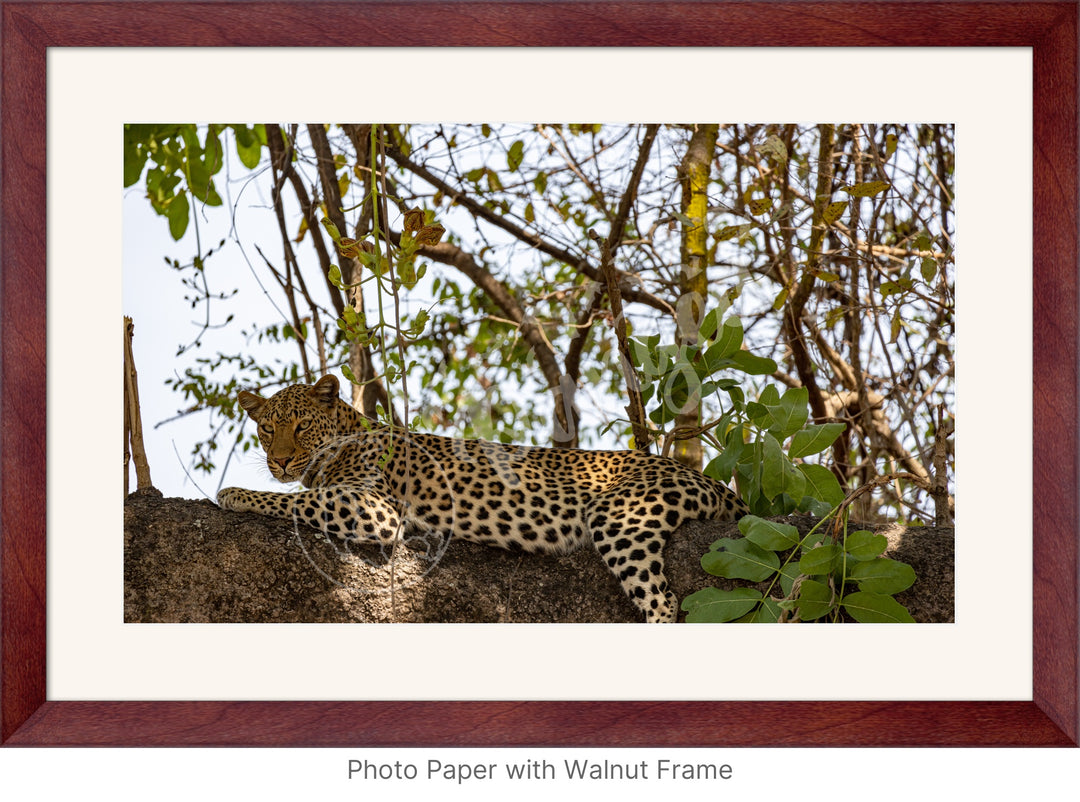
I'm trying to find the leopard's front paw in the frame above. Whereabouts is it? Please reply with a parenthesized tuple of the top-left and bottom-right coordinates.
(217, 487, 250, 512)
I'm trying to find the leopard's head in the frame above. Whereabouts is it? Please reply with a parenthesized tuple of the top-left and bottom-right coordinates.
(237, 375, 342, 483)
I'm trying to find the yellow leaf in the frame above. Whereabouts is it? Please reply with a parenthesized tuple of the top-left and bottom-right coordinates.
(760, 134, 788, 164)
(885, 133, 898, 158)
(815, 270, 841, 282)
(717, 223, 753, 241)
(842, 180, 891, 198)
(890, 308, 902, 343)
(773, 285, 789, 311)
(822, 200, 847, 225)
(748, 198, 772, 215)
(320, 216, 341, 242)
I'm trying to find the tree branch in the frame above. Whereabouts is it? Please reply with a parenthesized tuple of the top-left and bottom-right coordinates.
(564, 124, 660, 427)
(782, 125, 834, 419)
(416, 240, 574, 445)
(307, 124, 399, 422)
(591, 231, 649, 452)
(384, 137, 674, 317)
(265, 124, 344, 320)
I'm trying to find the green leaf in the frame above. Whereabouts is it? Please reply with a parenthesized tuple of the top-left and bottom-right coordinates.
(166, 191, 190, 240)
(758, 384, 780, 406)
(701, 537, 779, 582)
(767, 387, 809, 439)
(234, 130, 261, 167)
(507, 139, 525, 172)
(799, 544, 842, 576)
(704, 423, 745, 483)
(203, 127, 223, 175)
(327, 263, 343, 289)
(920, 256, 937, 282)
(696, 304, 730, 341)
(777, 561, 801, 597)
(849, 558, 916, 595)
(739, 514, 799, 550)
(744, 401, 770, 429)
(738, 596, 782, 623)
(789, 423, 846, 458)
(320, 216, 341, 242)
(842, 592, 915, 623)
(123, 129, 147, 187)
(797, 463, 845, 509)
(760, 433, 806, 502)
(627, 338, 656, 374)
(845, 530, 888, 560)
(796, 579, 835, 621)
(731, 349, 778, 375)
(681, 587, 763, 623)
(712, 317, 744, 360)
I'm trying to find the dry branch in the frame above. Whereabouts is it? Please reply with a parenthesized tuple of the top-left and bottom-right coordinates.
(123, 317, 154, 496)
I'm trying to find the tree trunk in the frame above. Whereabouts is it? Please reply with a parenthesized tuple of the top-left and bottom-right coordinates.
(674, 124, 719, 469)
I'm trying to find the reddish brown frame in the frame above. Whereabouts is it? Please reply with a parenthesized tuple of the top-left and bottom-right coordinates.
(1, 1, 1076, 747)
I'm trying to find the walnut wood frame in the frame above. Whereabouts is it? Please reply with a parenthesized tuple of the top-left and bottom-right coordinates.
(1, 1, 1076, 747)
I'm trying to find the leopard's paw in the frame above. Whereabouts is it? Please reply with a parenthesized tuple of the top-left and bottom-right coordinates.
(216, 487, 250, 512)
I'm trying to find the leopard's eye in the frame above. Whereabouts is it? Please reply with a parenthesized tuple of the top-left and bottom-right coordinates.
(296, 418, 311, 433)
(259, 423, 274, 436)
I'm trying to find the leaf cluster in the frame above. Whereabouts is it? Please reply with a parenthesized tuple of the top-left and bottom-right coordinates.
(630, 306, 847, 519)
(682, 516, 916, 623)
(124, 124, 266, 240)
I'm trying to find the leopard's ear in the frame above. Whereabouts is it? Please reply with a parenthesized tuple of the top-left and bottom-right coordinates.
(310, 374, 341, 410)
(237, 390, 266, 422)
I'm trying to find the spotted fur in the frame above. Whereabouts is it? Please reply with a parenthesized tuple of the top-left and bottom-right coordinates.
(217, 375, 748, 622)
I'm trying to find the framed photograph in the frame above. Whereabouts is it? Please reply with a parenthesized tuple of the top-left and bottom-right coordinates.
(2, 1, 1076, 747)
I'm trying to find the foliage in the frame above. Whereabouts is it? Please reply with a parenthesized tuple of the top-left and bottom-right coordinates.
(125, 123, 954, 622)
(681, 517, 916, 623)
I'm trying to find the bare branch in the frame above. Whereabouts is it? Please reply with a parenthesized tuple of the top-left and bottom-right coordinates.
(384, 138, 675, 317)
(417, 240, 574, 445)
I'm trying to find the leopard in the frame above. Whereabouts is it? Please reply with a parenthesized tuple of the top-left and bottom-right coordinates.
(216, 374, 748, 622)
